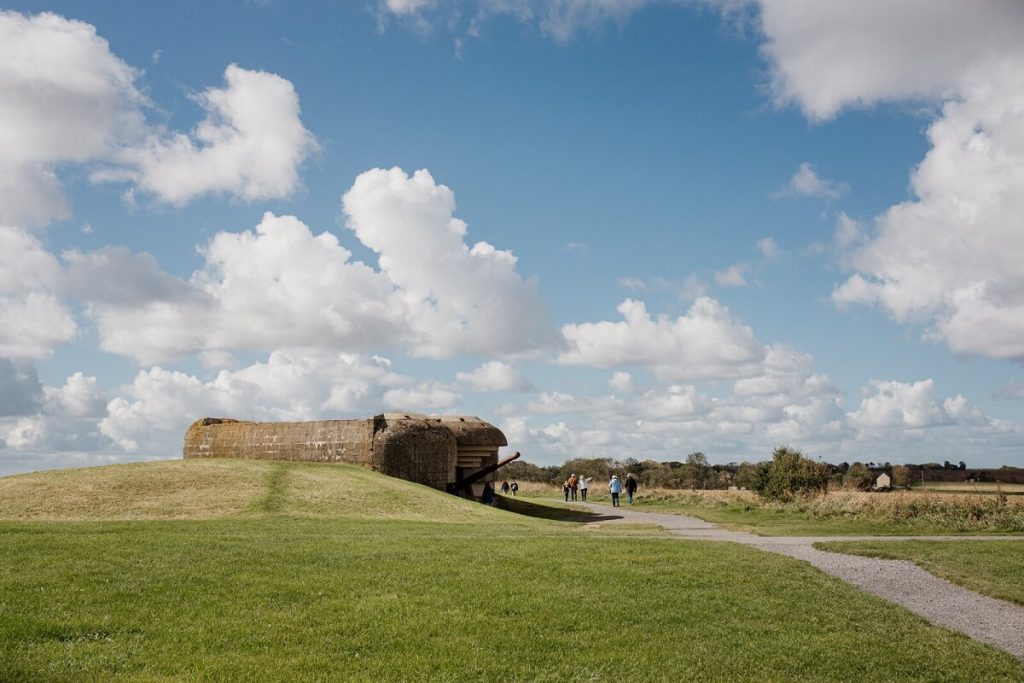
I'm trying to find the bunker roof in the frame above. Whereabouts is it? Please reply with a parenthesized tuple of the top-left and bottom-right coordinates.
(375, 413, 506, 448)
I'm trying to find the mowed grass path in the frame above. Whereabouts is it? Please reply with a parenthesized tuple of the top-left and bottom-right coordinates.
(818, 540, 1024, 606)
(1, 461, 1022, 681)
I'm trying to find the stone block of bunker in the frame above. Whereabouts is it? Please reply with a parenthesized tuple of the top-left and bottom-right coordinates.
(370, 414, 458, 491)
(183, 417, 374, 464)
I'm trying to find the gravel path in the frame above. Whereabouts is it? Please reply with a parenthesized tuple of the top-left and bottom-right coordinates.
(576, 500, 1024, 661)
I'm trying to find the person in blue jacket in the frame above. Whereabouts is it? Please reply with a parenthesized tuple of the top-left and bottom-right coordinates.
(608, 475, 623, 507)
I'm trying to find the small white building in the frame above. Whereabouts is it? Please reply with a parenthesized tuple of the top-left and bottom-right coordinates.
(874, 472, 891, 489)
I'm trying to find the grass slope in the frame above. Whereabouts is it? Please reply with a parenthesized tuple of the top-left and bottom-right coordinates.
(0, 459, 495, 523)
(1, 460, 1022, 681)
(817, 540, 1024, 606)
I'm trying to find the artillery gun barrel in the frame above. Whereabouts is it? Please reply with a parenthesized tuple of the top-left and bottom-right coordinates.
(447, 451, 521, 494)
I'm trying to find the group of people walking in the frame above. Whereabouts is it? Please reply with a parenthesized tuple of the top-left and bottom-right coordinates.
(497, 473, 639, 507)
(562, 472, 638, 506)
(562, 474, 593, 501)
(607, 473, 639, 507)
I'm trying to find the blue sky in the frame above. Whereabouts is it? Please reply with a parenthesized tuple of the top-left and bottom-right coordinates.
(1, 1, 1022, 473)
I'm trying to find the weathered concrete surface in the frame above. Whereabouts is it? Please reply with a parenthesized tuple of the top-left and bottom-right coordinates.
(184, 417, 375, 465)
(372, 417, 457, 491)
(183, 413, 506, 494)
(576, 501, 1024, 662)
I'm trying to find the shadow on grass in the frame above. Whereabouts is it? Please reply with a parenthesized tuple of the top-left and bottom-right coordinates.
(494, 495, 623, 523)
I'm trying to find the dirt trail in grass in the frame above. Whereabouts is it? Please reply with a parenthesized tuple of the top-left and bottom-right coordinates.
(576, 501, 1024, 662)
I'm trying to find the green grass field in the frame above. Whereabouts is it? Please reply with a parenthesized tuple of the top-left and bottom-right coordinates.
(817, 540, 1024, 606)
(1, 460, 1022, 681)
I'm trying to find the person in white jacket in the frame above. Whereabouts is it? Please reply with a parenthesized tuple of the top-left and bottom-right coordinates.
(578, 476, 592, 501)
(608, 475, 623, 507)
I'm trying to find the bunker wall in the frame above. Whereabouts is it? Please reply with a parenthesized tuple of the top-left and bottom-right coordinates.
(183, 418, 374, 465)
(182, 414, 506, 494)
(371, 420, 457, 491)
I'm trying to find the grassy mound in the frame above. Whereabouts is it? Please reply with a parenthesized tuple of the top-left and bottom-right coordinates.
(0, 459, 498, 523)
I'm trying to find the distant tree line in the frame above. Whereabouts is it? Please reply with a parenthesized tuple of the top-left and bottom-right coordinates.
(503, 451, 1024, 495)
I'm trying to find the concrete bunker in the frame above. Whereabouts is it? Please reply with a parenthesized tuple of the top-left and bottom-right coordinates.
(183, 412, 515, 500)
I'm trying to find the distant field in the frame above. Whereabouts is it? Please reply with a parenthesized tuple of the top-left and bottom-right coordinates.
(913, 482, 1024, 494)
(522, 485, 1024, 536)
(1, 460, 1021, 681)
(818, 540, 1024, 606)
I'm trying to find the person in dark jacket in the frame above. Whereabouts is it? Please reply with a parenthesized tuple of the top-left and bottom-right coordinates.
(624, 474, 639, 505)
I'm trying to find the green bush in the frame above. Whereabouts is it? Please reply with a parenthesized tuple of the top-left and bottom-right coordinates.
(753, 447, 830, 502)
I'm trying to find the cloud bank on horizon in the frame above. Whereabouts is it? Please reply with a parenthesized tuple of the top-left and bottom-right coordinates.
(1, 3, 1022, 474)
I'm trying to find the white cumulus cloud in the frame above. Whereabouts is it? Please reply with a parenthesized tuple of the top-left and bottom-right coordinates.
(342, 167, 555, 358)
(98, 64, 317, 205)
(778, 162, 847, 200)
(560, 297, 766, 381)
(383, 383, 460, 411)
(755, 237, 781, 261)
(832, 66, 1024, 360)
(76, 212, 403, 364)
(850, 379, 953, 430)
(0, 11, 315, 227)
(757, 0, 1024, 121)
(0, 372, 111, 461)
(754, 2, 1024, 362)
(384, 0, 436, 14)
(97, 352, 407, 454)
(73, 168, 554, 364)
(0, 359, 43, 417)
(714, 264, 748, 288)
(0, 10, 144, 227)
(456, 361, 532, 392)
(0, 226, 76, 359)
(609, 371, 633, 393)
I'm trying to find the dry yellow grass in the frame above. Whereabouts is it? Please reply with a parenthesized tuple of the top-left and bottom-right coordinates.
(284, 462, 496, 522)
(0, 459, 502, 523)
(508, 480, 561, 497)
(916, 482, 1024, 494)
(633, 487, 1024, 513)
(644, 488, 1024, 532)
(520, 484, 1024, 532)
(0, 459, 266, 521)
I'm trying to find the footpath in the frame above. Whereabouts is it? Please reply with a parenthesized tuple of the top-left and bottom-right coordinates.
(575, 500, 1024, 661)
